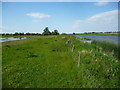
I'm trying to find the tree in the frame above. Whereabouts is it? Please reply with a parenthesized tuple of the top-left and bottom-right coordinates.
(42, 27, 51, 35)
(51, 31, 55, 35)
(26, 32, 30, 35)
(61, 33, 67, 35)
(73, 32, 75, 35)
(19, 32, 24, 35)
(51, 30, 59, 35)
(54, 30, 59, 35)
(14, 32, 19, 35)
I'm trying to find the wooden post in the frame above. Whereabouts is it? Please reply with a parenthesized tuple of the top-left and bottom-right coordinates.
(77, 51, 81, 68)
(71, 45, 75, 52)
(66, 40, 68, 44)
(111, 50, 114, 56)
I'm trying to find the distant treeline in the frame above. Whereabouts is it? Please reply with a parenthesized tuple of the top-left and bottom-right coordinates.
(1, 27, 67, 36)
(1, 32, 41, 35)
(83, 31, 120, 34)
(73, 31, 120, 35)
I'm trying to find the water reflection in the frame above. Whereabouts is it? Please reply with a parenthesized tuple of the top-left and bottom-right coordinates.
(0, 37, 28, 42)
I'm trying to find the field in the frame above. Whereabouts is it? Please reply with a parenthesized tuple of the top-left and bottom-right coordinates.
(2, 35, 119, 88)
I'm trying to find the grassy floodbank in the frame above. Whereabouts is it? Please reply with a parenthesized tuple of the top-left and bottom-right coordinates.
(2, 35, 119, 88)
(76, 32, 120, 36)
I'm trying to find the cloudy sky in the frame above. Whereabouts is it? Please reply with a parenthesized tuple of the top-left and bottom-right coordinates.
(1, 1, 118, 33)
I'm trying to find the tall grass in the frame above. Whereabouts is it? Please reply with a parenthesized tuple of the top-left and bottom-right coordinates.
(91, 40, 120, 59)
(66, 35, 119, 88)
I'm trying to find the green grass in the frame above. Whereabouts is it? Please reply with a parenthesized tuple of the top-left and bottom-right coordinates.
(91, 40, 120, 59)
(2, 35, 119, 88)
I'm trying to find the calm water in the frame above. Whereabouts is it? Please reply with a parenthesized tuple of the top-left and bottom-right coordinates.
(74, 35, 120, 45)
(0, 37, 28, 42)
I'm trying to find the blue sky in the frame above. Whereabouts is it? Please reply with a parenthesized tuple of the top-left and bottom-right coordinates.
(2, 2, 118, 33)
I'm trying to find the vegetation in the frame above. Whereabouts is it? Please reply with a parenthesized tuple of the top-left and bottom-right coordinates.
(2, 32, 41, 36)
(2, 35, 119, 88)
(51, 30, 59, 35)
(42, 27, 59, 35)
(1, 27, 59, 37)
(61, 33, 67, 35)
(42, 27, 51, 35)
(92, 41, 120, 59)
(74, 32, 120, 36)
(73, 32, 75, 35)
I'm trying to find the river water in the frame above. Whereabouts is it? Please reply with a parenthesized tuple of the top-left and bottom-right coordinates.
(0, 37, 28, 42)
(74, 35, 120, 45)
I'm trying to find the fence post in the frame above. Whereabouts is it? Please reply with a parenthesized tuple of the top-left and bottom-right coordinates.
(77, 51, 81, 68)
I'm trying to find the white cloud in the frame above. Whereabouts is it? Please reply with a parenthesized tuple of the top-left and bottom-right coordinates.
(94, 2, 109, 6)
(26, 12, 51, 18)
(87, 10, 117, 22)
(72, 10, 118, 32)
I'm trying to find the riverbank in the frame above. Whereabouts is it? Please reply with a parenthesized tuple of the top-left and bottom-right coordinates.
(76, 32, 120, 36)
(2, 35, 119, 88)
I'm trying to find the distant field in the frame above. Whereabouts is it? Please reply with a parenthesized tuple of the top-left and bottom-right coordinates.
(2, 35, 119, 88)
(78, 33, 120, 36)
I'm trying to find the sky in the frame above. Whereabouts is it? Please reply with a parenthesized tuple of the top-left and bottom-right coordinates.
(1, 1, 118, 34)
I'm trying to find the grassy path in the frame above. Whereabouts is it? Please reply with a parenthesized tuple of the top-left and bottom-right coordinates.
(2, 35, 119, 88)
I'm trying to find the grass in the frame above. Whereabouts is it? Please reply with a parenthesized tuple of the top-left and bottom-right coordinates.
(2, 35, 119, 88)
(91, 40, 120, 60)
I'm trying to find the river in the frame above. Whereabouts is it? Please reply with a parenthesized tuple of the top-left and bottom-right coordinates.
(74, 35, 120, 45)
(0, 37, 28, 42)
